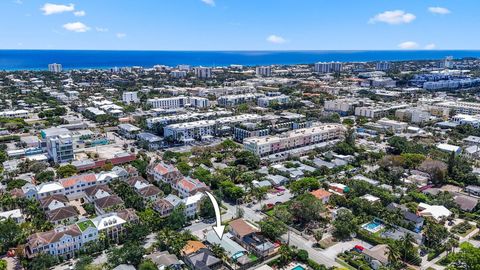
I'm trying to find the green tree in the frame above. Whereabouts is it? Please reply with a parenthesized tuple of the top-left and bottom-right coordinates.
(177, 161, 191, 176)
(0, 218, 22, 253)
(199, 197, 215, 219)
(107, 242, 146, 268)
(235, 150, 260, 170)
(25, 253, 59, 270)
(138, 259, 157, 270)
(296, 249, 309, 262)
(166, 204, 187, 230)
(290, 177, 320, 196)
(259, 216, 287, 241)
(75, 255, 93, 270)
(35, 171, 55, 183)
(423, 219, 449, 248)
(289, 193, 325, 227)
(400, 153, 426, 169)
(56, 164, 77, 178)
(332, 209, 357, 240)
(0, 259, 6, 270)
(386, 243, 401, 268)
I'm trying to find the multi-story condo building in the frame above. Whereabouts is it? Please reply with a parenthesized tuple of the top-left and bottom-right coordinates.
(324, 99, 361, 116)
(164, 114, 263, 143)
(243, 124, 346, 157)
(47, 134, 74, 164)
(0, 109, 29, 118)
(257, 94, 290, 107)
(233, 123, 270, 142)
(147, 96, 209, 109)
(147, 96, 188, 110)
(217, 93, 262, 107)
(188, 97, 210, 108)
(354, 104, 408, 119)
(451, 114, 480, 128)
(423, 78, 480, 90)
(48, 63, 63, 73)
(146, 110, 232, 129)
(375, 61, 391, 71)
(177, 64, 191, 71)
(170, 70, 187, 78)
(194, 67, 212, 79)
(256, 66, 272, 77)
(436, 101, 480, 115)
(314, 62, 343, 73)
(122, 91, 139, 104)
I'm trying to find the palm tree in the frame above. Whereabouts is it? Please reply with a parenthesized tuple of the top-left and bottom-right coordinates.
(210, 244, 228, 261)
(399, 233, 415, 261)
(444, 238, 459, 254)
(386, 243, 401, 268)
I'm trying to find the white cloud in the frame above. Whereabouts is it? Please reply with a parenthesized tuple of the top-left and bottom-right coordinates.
(201, 0, 215, 7)
(74, 10, 86, 17)
(266, 34, 286, 44)
(428, 7, 451, 15)
(116, 33, 127, 39)
(369, 10, 416, 25)
(424, 43, 436, 50)
(13, 0, 23, 4)
(398, 41, 419, 49)
(41, 3, 75, 15)
(95, 27, 109, 32)
(63, 22, 90, 32)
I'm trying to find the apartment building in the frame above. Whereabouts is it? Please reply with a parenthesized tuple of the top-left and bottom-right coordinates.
(147, 96, 210, 109)
(436, 101, 480, 115)
(164, 114, 263, 143)
(355, 104, 408, 119)
(452, 114, 480, 128)
(122, 91, 139, 104)
(0, 109, 29, 118)
(217, 93, 262, 107)
(146, 110, 232, 129)
(256, 66, 272, 77)
(257, 94, 290, 107)
(147, 96, 188, 109)
(194, 67, 212, 79)
(314, 62, 343, 73)
(243, 124, 346, 157)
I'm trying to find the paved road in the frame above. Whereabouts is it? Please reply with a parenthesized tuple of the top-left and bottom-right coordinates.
(281, 230, 341, 268)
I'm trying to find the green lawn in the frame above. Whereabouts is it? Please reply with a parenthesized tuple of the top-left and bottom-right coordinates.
(77, 220, 95, 231)
(248, 253, 258, 262)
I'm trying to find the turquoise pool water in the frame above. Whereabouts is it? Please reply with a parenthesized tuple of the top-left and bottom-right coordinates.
(292, 265, 305, 270)
(362, 220, 384, 232)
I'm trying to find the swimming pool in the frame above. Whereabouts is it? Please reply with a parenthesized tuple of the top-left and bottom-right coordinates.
(292, 265, 306, 270)
(362, 220, 384, 233)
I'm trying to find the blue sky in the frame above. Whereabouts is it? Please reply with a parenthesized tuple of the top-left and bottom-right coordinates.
(0, 0, 478, 50)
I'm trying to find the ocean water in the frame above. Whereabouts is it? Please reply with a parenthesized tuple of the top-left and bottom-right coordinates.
(1, 50, 480, 71)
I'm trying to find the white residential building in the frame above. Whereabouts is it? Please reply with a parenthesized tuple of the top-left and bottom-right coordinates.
(256, 66, 272, 77)
(244, 124, 346, 157)
(0, 109, 29, 118)
(257, 95, 290, 107)
(122, 91, 139, 104)
(48, 63, 62, 73)
(355, 104, 408, 119)
(314, 62, 343, 73)
(436, 101, 480, 115)
(194, 67, 212, 79)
